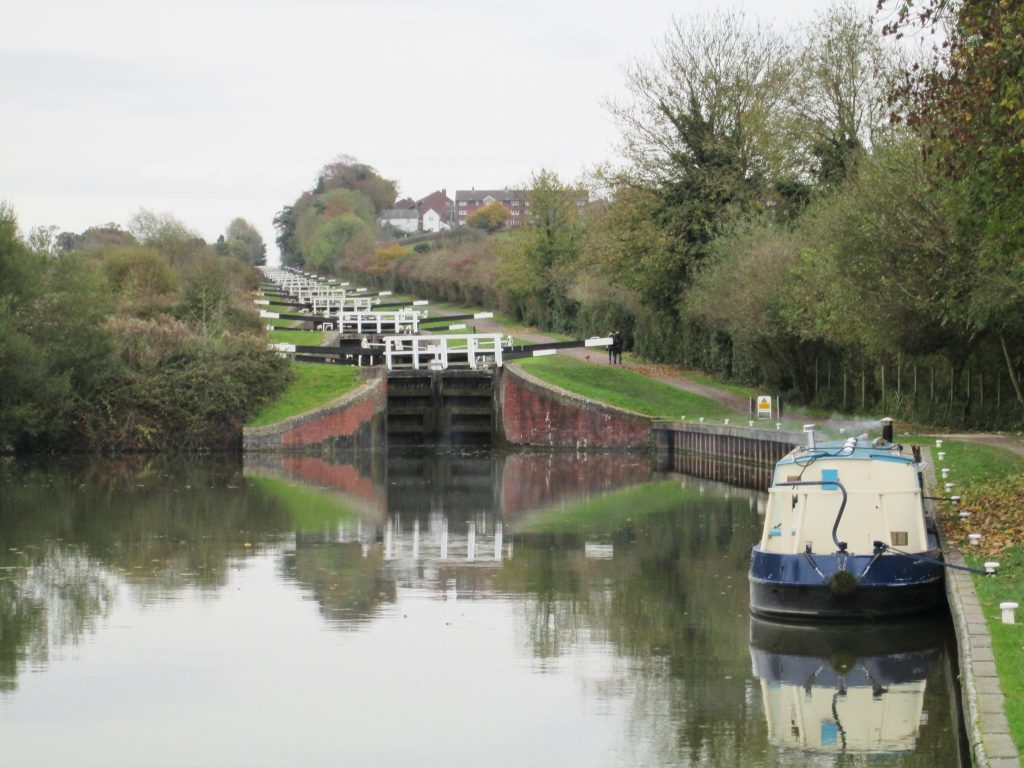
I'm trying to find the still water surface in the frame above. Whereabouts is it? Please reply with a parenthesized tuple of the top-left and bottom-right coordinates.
(0, 451, 967, 767)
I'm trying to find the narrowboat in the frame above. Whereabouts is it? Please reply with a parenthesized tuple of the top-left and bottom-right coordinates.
(749, 420, 945, 619)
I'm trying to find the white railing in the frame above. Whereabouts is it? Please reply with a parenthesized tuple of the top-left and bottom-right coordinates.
(340, 310, 421, 335)
(383, 334, 504, 371)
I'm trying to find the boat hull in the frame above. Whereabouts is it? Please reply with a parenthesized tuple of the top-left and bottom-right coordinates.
(749, 547, 945, 620)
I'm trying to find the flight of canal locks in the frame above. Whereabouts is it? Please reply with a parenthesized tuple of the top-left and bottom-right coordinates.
(0, 269, 999, 767)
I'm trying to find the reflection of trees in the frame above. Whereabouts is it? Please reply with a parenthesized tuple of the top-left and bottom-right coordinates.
(0, 455, 293, 690)
(282, 544, 395, 627)
(0, 544, 118, 692)
(503, 488, 783, 765)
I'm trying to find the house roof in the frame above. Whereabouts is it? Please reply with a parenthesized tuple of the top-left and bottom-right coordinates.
(380, 208, 419, 220)
(455, 189, 528, 203)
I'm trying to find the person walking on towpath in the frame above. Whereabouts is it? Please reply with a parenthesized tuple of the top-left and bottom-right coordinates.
(610, 330, 623, 365)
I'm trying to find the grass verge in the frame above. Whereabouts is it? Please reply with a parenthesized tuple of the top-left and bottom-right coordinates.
(246, 363, 362, 427)
(919, 435, 1024, 750)
(515, 355, 739, 420)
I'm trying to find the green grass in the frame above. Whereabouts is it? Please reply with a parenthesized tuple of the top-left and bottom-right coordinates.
(971, 545, 1024, 741)
(247, 363, 362, 427)
(518, 480, 702, 535)
(268, 329, 327, 346)
(516, 355, 740, 419)
(902, 433, 1024, 487)
(246, 475, 358, 533)
(918, 435, 1024, 749)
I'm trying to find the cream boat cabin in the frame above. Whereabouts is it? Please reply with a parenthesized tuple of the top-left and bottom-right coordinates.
(749, 424, 944, 619)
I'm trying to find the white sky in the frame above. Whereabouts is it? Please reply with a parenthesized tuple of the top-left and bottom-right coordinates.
(2, 0, 878, 262)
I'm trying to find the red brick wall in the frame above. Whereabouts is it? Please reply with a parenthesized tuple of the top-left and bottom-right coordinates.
(499, 367, 651, 449)
(244, 378, 385, 451)
(500, 452, 652, 519)
(281, 390, 381, 447)
(281, 456, 384, 507)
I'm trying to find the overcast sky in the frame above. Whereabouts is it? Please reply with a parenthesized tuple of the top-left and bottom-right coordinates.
(3, 0, 879, 261)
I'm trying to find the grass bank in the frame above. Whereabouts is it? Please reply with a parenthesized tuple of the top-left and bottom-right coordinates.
(515, 356, 739, 420)
(246, 363, 363, 427)
(913, 432, 1024, 751)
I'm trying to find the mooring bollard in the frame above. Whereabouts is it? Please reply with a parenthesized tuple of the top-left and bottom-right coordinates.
(959, 510, 971, 519)
(945, 482, 955, 493)
(775, 423, 781, 430)
(968, 533, 982, 545)
(699, 417, 704, 423)
(1001, 602, 1018, 624)
(938, 451, 946, 461)
(985, 561, 1000, 575)
(941, 468, 950, 479)
(935, 439, 944, 448)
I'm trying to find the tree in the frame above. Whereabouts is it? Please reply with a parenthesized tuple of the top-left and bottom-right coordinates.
(882, 0, 1024, 412)
(605, 11, 794, 312)
(315, 155, 397, 214)
(466, 201, 510, 232)
(788, 4, 896, 185)
(224, 218, 266, 266)
(127, 209, 205, 267)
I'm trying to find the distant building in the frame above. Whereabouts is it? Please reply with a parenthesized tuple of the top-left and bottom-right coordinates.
(454, 188, 588, 228)
(379, 208, 419, 234)
(455, 189, 530, 228)
(422, 208, 451, 233)
(416, 189, 454, 231)
(394, 197, 417, 210)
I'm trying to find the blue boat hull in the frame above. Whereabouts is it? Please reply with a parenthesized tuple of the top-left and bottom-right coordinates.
(749, 546, 945, 620)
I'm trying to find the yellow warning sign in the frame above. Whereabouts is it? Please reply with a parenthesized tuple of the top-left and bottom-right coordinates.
(756, 395, 772, 419)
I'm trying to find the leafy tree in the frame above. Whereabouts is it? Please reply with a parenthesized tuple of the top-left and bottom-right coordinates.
(466, 201, 510, 232)
(882, 0, 1024, 412)
(305, 214, 372, 273)
(224, 217, 266, 266)
(787, 4, 895, 185)
(314, 155, 397, 214)
(127, 209, 206, 267)
(102, 246, 179, 312)
(605, 10, 793, 314)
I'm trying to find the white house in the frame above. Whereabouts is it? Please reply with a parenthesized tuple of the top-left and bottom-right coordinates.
(421, 208, 451, 233)
(379, 208, 418, 234)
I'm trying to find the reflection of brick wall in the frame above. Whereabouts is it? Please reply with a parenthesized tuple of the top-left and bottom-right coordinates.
(498, 367, 651, 449)
(281, 457, 383, 506)
(501, 452, 653, 518)
(243, 378, 386, 451)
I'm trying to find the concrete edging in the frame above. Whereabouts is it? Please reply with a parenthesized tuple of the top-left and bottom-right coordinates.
(929, 446, 1021, 768)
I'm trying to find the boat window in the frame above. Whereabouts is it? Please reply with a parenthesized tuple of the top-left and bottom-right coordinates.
(891, 531, 908, 546)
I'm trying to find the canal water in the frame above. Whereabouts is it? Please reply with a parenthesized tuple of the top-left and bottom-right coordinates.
(0, 450, 968, 767)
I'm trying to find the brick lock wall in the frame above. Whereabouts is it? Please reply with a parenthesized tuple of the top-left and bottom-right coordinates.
(243, 378, 386, 451)
(498, 367, 652, 449)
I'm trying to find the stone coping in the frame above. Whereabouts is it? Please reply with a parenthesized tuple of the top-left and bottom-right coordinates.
(929, 446, 1021, 768)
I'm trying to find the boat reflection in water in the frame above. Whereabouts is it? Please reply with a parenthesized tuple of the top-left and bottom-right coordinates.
(750, 616, 966, 762)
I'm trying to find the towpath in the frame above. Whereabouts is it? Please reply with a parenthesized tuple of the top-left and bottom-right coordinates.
(458, 309, 1024, 451)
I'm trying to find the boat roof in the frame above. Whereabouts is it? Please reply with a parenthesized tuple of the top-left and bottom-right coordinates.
(776, 438, 916, 468)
